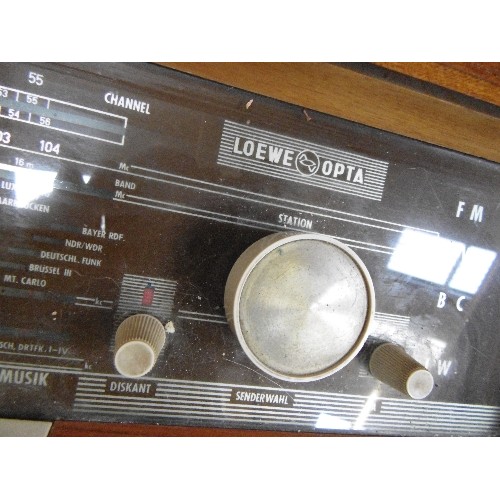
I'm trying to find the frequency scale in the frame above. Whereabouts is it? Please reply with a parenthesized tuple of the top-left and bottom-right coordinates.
(0, 62, 498, 436)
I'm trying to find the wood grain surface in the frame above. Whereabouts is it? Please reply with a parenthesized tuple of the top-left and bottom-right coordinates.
(161, 63, 500, 163)
(49, 421, 336, 437)
(375, 62, 500, 106)
(50, 62, 498, 437)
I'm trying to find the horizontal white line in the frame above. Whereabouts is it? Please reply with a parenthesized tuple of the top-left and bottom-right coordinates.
(383, 398, 500, 410)
(177, 310, 226, 318)
(117, 291, 175, 299)
(74, 377, 232, 392)
(0, 143, 127, 183)
(293, 395, 368, 404)
(57, 372, 500, 414)
(369, 417, 497, 428)
(0, 141, 417, 248)
(73, 407, 319, 428)
(154, 389, 232, 398)
(219, 143, 389, 185)
(74, 297, 113, 304)
(127, 193, 285, 228)
(375, 312, 411, 320)
(385, 406, 500, 417)
(334, 237, 393, 251)
(223, 122, 389, 169)
(118, 292, 176, 298)
(76, 388, 105, 393)
(367, 417, 496, 430)
(379, 411, 499, 423)
(122, 274, 177, 283)
(363, 424, 490, 435)
(374, 321, 409, 327)
(115, 311, 173, 318)
(178, 316, 228, 325)
(222, 122, 390, 169)
(0, 84, 128, 120)
(383, 403, 500, 414)
(155, 382, 231, 393)
(217, 155, 387, 194)
(219, 141, 389, 183)
(120, 281, 178, 289)
(119, 288, 176, 294)
(0, 113, 125, 145)
(117, 298, 174, 306)
(374, 318, 409, 324)
(374, 318, 409, 325)
(129, 163, 436, 235)
(70, 404, 496, 435)
(219, 154, 387, 193)
(77, 381, 106, 387)
(375, 313, 410, 323)
(124, 196, 390, 254)
(117, 293, 175, 300)
(345, 244, 392, 255)
(0, 351, 84, 362)
(114, 197, 292, 234)
(118, 290, 176, 297)
(125, 171, 392, 235)
(293, 399, 365, 408)
(0, 361, 81, 372)
(73, 397, 361, 419)
(218, 154, 384, 198)
(75, 393, 229, 404)
(118, 292, 176, 299)
(117, 298, 175, 304)
(117, 302, 175, 309)
(69, 399, 497, 434)
(72, 400, 321, 421)
(218, 160, 383, 202)
(75, 303, 113, 310)
(294, 401, 365, 410)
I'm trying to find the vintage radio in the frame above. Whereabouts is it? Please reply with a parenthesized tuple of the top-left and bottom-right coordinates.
(0, 62, 498, 436)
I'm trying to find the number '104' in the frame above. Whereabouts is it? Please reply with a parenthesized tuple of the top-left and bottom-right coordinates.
(40, 140, 60, 155)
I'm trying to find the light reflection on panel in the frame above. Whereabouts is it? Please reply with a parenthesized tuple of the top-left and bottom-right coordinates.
(0, 163, 57, 206)
(315, 413, 352, 430)
(388, 230, 464, 285)
(448, 246, 497, 294)
(352, 390, 379, 430)
(15, 169, 57, 206)
(388, 229, 497, 295)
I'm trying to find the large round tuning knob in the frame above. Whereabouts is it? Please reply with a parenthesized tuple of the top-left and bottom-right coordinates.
(114, 314, 166, 378)
(369, 343, 434, 399)
(224, 232, 375, 382)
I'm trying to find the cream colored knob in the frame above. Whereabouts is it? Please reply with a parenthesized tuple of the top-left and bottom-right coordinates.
(224, 232, 375, 382)
(369, 343, 434, 399)
(114, 314, 166, 378)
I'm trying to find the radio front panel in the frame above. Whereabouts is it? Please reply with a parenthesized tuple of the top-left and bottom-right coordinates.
(0, 63, 498, 436)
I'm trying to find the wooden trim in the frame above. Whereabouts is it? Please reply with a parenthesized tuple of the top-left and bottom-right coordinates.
(160, 63, 500, 164)
(49, 421, 343, 437)
(375, 62, 500, 107)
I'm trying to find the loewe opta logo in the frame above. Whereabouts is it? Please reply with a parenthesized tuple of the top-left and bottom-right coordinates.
(232, 137, 365, 184)
(295, 150, 320, 176)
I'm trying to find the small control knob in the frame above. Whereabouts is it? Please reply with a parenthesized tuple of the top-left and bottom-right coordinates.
(114, 314, 166, 378)
(369, 343, 434, 399)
